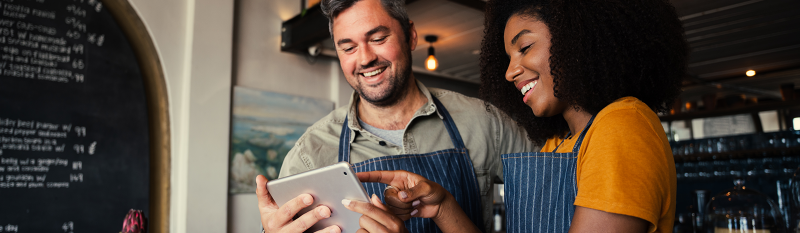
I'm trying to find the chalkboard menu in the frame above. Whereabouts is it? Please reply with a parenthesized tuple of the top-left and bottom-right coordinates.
(0, 0, 169, 232)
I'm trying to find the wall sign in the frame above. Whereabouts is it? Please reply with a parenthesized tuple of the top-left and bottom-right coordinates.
(0, 0, 169, 232)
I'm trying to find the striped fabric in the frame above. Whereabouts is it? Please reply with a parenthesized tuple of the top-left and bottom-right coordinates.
(501, 116, 595, 233)
(338, 96, 484, 233)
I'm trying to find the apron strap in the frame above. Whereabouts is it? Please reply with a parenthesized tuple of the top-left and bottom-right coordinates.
(570, 115, 596, 153)
(431, 95, 467, 149)
(337, 116, 352, 162)
(337, 95, 467, 162)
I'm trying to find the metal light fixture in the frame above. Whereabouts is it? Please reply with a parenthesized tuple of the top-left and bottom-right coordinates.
(425, 35, 438, 71)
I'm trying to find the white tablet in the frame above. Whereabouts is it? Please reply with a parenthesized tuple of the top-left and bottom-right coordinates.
(267, 161, 370, 233)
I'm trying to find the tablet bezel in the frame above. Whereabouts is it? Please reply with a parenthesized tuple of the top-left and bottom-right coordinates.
(267, 161, 370, 233)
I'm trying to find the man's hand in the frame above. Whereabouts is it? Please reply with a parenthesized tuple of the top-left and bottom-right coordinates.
(256, 175, 341, 233)
(342, 194, 408, 233)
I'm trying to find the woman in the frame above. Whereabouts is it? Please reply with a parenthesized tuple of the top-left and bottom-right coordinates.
(353, 0, 687, 232)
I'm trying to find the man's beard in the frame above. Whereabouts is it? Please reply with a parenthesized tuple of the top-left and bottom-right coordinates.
(354, 59, 412, 107)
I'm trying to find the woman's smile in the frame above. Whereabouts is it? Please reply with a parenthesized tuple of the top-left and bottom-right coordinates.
(516, 79, 538, 103)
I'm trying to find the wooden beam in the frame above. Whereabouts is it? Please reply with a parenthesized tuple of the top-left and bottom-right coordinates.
(447, 0, 485, 11)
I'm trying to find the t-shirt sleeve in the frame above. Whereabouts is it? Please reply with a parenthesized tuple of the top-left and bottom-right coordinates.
(573, 108, 673, 231)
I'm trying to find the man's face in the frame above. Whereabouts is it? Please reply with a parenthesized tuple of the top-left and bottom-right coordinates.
(332, 0, 417, 106)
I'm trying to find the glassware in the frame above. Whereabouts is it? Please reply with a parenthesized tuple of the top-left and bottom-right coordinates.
(713, 160, 730, 178)
(673, 144, 684, 157)
(705, 179, 785, 233)
(769, 134, 779, 148)
(698, 161, 714, 179)
(781, 131, 791, 148)
(738, 135, 752, 151)
(695, 190, 709, 231)
(781, 157, 798, 175)
(676, 162, 685, 180)
(685, 142, 696, 157)
(699, 141, 709, 155)
(684, 162, 699, 180)
(790, 131, 800, 148)
(675, 212, 696, 233)
(763, 157, 779, 176)
(729, 159, 744, 178)
(790, 168, 800, 232)
(777, 180, 794, 232)
(728, 136, 741, 152)
(746, 158, 762, 177)
(716, 138, 727, 153)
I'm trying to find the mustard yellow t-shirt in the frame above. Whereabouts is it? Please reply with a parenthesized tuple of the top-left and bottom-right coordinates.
(541, 97, 676, 233)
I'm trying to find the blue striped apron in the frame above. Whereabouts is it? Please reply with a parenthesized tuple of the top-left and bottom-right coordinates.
(338, 96, 484, 233)
(501, 116, 595, 232)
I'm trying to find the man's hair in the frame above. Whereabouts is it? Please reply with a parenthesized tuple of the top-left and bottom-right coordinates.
(479, 0, 688, 143)
(321, 0, 412, 42)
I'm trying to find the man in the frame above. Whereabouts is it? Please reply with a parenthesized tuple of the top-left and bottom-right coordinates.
(256, 0, 535, 232)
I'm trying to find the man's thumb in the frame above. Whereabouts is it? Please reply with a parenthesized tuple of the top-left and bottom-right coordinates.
(370, 194, 388, 211)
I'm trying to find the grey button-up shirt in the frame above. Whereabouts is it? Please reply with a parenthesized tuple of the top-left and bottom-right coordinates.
(279, 81, 537, 232)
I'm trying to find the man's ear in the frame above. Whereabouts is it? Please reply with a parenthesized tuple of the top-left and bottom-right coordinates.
(408, 20, 418, 51)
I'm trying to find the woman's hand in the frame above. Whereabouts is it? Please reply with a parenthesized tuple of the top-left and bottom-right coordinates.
(357, 170, 451, 220)
(342, 194, 409, 233)
(357, 170, 481, 233)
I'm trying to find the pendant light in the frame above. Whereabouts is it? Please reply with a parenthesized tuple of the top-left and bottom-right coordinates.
(425, 35, 438, 71)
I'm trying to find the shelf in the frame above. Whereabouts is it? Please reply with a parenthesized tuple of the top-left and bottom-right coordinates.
(674, 146, 800, 163)
(659, 100, 800, 122)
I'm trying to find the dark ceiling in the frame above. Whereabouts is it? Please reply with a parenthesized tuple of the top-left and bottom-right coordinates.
(672, 0, 800, 102)
(283, 0, 800, 103)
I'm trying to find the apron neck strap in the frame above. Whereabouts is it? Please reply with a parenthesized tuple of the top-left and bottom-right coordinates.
(338, 115, 352, 162)
(337, 95, 465, 163)
(569, 115, 596, 153)
(431, 95, 466, 149)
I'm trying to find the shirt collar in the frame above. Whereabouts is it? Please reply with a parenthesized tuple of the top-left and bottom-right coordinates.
(345, 80, 443, 139)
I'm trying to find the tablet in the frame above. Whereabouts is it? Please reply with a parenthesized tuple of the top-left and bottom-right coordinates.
(267, 161, 370, 233)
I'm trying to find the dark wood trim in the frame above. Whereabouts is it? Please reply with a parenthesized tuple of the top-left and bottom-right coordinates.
(447, 0, 486, 11)
(751, 112, 764, 133)
(104, 0, 171, 232)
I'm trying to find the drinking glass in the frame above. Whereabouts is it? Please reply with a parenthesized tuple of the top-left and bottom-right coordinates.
(745, 158, 762, 177)
(729, 158, 744, 178)
(696, 161, 714, 179)
(782, 157, 798, 175)
(675, 163, 685, 180)
(763, 157, 779, 176)
(712, 160, 729, 178)
(683, 162, 698, 180)
(738, 135, 752, 151)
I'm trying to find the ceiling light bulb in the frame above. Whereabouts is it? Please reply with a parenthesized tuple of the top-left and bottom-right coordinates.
(426, 55, 438, 71)
(424, 35, 439, 71)
(746, 70, 756, 77)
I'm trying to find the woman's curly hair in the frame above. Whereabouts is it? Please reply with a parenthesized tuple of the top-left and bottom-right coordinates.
(479, 0, 688, 144)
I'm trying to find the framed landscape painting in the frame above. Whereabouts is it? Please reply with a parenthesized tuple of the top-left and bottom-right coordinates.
(229, 86, 333, 193)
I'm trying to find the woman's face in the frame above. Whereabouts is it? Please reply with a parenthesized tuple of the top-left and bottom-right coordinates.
(503, 14, 566, 117)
